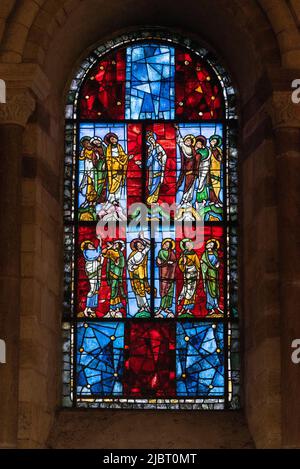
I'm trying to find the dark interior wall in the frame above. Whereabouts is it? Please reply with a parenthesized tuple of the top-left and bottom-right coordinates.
(42, 0, 278, 104)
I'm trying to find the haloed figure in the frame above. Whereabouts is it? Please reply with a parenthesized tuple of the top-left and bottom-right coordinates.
(90, 136, 107, 203)
(195, 135, 211, 207)
(155, 238, 177, 318)
(104, 132, 134, 206)
(178, 238, 201, 316)
(102, 240, 126, 318)
(201, 238, 223, 316)
(81, 236, 103, 318)
(127, 232, 151, 315)
(209, 135, 223, 206)
(175, 125, 199, 209)
(146, 130, 167, 205)
(79, 136, 98, 209)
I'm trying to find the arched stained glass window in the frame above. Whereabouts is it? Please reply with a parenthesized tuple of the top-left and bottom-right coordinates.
(63, 31, 239, 410)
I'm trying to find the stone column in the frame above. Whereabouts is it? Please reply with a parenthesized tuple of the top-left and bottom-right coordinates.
(0, 90, 35, 448)
(271, 92, 300, 448)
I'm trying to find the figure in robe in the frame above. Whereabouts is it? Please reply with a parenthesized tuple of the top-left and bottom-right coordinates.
(178, 238, 201, 317)
(195, 135, 211, 207)
(80, 236, 103, 318)
(209, 135, 223, 205)
(79, 136, 98, 208)
(127, 232, 151, 316)
(90, 136, 107, 204)
(104, 132, 134, 207)
(175, 125, 199, 208)
(155, 238, 177, 318)
(102, 240, 126, 318)
(146, 130, 167, 205)
(200, 238, 223, 316)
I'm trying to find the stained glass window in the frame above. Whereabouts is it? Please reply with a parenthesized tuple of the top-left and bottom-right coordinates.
(63, 31, 239, 410)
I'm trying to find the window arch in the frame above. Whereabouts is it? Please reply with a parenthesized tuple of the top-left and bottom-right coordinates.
(63, 30, 239, 410)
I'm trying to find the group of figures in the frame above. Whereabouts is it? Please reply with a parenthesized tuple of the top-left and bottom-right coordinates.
(78, 126, 223, 222)
(175, 125, 223, 221)
(79, 132, 135, 221)
(80, 232, 223, 319)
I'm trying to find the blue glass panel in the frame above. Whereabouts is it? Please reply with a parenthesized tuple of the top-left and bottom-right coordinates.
(77, 322, 124, 396)
(176, 322, 224, 396)
(125, 44, 175, 119)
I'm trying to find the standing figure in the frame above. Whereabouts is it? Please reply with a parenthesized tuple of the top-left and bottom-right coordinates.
(81, 236, 103, 318)
(79, 136, 98, 209)
(175, 125, 199, 209)
(104, 132, 133, 207)
(195, 135, 211, 208)
(200, 239, 223, 316)
(102, 240, 126, 319)
(155, 238, 177, 318)
(127, 232, 151, 316)
(90, 136, 107, 204)
(146, 131, 167, 205)
(178, 238, 201, 316)
(209, 135, 223, 206)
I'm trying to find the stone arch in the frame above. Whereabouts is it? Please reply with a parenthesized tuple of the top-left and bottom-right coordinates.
(259, 0, 300, 68)
(0, 1, 285, 78)
(1, 1, 299, 71)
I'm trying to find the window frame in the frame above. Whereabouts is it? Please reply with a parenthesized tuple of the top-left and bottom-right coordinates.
(63, 30, 240, 411)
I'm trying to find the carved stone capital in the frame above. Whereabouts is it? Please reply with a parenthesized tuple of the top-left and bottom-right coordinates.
(268, 91, 300, 129)
(0, 90, 36, 127)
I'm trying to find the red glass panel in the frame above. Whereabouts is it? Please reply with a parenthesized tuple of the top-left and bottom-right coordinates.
(124, 322, 176, 397)
(127, 123, 143, 209)
(79, 50, 126, 119)
(175, 50, 223, 120)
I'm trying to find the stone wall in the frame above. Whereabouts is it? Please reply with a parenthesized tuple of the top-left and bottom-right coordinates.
(18, 95, 64, 448)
